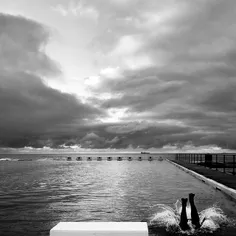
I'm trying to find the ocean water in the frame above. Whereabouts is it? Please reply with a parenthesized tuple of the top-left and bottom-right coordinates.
(0, 153, 236, 236)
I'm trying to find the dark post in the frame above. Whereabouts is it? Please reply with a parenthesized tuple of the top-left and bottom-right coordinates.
(215, 154, 218, 171)
(233, 155, 235, 175)
(205, 153, 212, 167)
(223, 155, 226, 173)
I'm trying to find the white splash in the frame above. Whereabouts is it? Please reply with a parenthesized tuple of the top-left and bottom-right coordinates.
(0, 158, 18, 161)
(149, 200, 230, 234)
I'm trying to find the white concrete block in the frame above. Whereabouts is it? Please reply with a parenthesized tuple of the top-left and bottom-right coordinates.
(50, 222, 148, 236)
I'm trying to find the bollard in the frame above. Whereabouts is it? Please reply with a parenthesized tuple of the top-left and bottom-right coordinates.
(223, 155, 226, 173)
(233, 155, 235, 175)
(215, 154, 218, 171)
(50, 222, 148, 236)
(205, 153, 212, 167)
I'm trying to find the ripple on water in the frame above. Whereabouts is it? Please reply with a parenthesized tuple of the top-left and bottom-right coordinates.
(0, 158, 236, 236)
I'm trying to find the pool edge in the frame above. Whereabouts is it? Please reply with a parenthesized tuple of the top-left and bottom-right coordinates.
(166, 159, 236, 202)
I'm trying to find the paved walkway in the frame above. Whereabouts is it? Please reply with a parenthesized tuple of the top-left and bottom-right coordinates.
(172, 160, 236, 190)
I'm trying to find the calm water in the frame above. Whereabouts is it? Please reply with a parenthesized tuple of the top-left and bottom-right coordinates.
(0, 153, 236, 236)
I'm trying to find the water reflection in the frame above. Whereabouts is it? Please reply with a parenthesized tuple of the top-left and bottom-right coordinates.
(0, 159, 236, 236)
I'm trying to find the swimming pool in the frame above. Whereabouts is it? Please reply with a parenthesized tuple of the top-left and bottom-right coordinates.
(0, 154, 235, 235)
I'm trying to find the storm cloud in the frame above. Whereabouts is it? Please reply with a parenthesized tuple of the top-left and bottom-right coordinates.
(1, 0, 236, 152)
(0, 13, 101, 148)
(82, 0, 236, 150)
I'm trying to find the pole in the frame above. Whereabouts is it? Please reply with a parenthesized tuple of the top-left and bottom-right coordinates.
(216, 154, 218, 171)
(224, 155, 225, 173)
(233, 155, 235, 175)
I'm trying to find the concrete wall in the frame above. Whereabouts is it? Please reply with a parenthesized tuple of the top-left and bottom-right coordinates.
(50, 222, 148, 236)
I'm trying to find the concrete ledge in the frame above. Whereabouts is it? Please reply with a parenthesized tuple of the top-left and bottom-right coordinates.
(50, 222, 148, 236)
(167, 159, 236, 202)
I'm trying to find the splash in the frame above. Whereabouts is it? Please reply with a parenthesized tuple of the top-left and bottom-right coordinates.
(148, 200, 231, 235)
(0, 158, 18, 161)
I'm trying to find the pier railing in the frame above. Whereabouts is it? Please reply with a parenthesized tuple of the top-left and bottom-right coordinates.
(175, 153, 236, 176)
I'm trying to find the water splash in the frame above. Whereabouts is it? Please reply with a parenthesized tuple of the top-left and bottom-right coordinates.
(148, 200, 231, 235)
(0, 158, 18, 161)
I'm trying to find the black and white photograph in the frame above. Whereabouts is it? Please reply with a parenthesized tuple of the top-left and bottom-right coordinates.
(0, 0, 236, 235)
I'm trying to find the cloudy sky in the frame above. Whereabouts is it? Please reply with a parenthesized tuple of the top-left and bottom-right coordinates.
(0, 0, 236, 153)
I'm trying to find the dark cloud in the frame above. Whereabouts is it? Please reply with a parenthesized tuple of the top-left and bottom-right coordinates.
(83, 0, 236, 150)
(0, 13, 59, 75)
(196, 82, 236, 113)
(74, 122, 194, 150)
(0, 13, 101, 148)
(97, 78, 186, 112)
(2, 0, 236, 151)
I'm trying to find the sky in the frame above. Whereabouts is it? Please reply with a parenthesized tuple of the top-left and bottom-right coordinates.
(0, 0, 236, 153)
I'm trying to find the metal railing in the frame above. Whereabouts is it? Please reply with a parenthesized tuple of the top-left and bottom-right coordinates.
(175, 153, 236, 175)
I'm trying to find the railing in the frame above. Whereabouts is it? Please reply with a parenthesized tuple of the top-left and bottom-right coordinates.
(175, 153, 236, 175)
